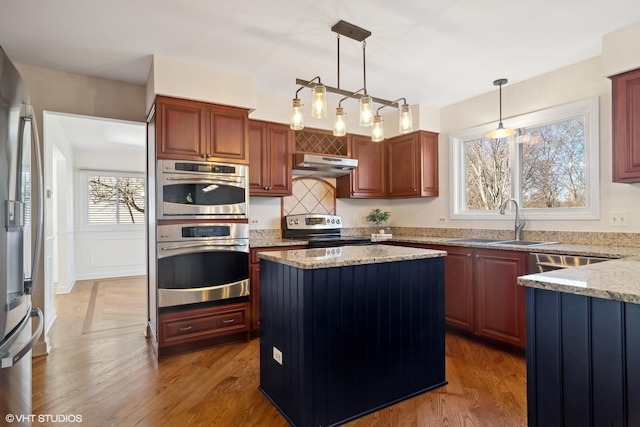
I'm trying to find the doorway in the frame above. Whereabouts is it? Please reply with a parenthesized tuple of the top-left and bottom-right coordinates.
(42, 111, 147, 349)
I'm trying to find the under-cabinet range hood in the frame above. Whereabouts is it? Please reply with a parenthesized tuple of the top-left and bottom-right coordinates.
(292, 153, 357, 177)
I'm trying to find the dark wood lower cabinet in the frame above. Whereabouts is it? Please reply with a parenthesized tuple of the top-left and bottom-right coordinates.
(157, 302, 250, 357)
(385, 242, 527, 351)
(527, 287, 640, 427)
(250, 246, 306, 335)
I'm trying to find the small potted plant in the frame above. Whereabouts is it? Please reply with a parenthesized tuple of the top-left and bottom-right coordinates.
(366, 208, 391, 234)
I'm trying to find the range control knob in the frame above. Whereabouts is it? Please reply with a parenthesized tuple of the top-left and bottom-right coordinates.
(336, 219, 341, 224)
(294, 219, 299, 224)
(289, 220, 294, 225)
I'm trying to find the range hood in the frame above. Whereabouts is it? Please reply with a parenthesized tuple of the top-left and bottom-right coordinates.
(292, 154, 358, 177)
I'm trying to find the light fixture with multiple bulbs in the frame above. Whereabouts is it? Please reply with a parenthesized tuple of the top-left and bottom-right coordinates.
(485, 78, 517, 139)
(290, 20, 413, 142)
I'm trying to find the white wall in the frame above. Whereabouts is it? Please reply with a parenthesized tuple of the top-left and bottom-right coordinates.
(72, 146, 146, 281)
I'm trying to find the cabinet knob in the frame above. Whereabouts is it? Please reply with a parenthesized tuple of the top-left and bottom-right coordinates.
(475, 254, 480, 259)
(466, 253, 472, 257)
(264, 186, 268, 190)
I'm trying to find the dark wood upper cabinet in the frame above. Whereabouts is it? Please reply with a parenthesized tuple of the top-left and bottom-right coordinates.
(337, 130, 438, 199)
(337, 134, 387, 198)
(248, 120, 293, 196)
(155, 96, 249, 164)
(611, 68, 640, 182)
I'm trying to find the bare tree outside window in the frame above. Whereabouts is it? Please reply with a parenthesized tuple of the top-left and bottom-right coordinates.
(520, 118, 585, 208)
(88, 175, 145, 224)
(465, 137, 511, 210)
(463, 118, 586, 212)
(452, 97, 598, 220)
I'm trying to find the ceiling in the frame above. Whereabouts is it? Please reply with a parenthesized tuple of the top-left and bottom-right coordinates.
(2, 1, 640, 109)
(47, 113, 146, 152)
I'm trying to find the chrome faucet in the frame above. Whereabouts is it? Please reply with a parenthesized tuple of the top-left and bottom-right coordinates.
(499, 198, 525, 240)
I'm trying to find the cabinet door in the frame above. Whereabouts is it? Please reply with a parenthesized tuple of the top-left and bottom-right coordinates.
(205, 105, 249, 163)
(611, 68, 640, 182)
(248, 121, 269, 194)
(265, 123, 293, 195)
(250, 263, 261, 331)
(419, 131, 439, 196)
(433, 245, 474, 331)
(474, 249, 527, 348)
(156, 97, 206, 160)
(337, 135, 387, 198)
(388, 133, 420, 197)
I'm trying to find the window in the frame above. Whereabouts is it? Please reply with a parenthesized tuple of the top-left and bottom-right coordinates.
(450, 97, 599, 220)
(84, 172, 145, 225)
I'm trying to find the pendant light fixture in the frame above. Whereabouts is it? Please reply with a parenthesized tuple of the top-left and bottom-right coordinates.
(290, 20, 413, 140)
(333, 105, 346, 136)
(485, 78, 516, 139)
(371, 114, 384, 142)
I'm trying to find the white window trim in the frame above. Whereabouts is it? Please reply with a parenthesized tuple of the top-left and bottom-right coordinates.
(450, 97, 600, 220)
(79, 169, 146, 230)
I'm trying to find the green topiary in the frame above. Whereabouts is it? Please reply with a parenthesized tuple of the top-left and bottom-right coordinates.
(366, 208, 391, 227)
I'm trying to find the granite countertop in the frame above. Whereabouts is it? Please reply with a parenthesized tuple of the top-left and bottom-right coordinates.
(518, 256, 640, 304)
(250, 234, 640, 302)
(388, 236, 640, 259)
(257, 245, 446, 270)
(249, 238, 308, 248)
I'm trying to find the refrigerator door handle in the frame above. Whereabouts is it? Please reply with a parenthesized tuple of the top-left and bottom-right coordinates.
(23, 108, 44, 295)
(0, 308, 43, 368)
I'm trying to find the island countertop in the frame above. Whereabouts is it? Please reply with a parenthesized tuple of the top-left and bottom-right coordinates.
(257, 244, 446, 269)
(517, 255, 640, 304)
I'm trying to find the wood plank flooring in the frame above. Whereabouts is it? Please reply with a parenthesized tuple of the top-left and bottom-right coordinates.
(32, 277, 526, 426)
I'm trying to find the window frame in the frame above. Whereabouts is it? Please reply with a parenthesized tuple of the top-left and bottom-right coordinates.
(450, 97, 600, 220)
(79, 170, 146, 230)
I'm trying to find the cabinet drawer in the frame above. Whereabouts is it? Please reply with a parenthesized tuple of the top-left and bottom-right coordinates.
(160, 304, 248, 345)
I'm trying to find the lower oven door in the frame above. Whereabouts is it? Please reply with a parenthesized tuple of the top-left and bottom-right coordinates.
(157, 240, 249, 308)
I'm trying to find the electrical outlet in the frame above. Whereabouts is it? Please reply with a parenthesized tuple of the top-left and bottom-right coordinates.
(609, 211, 629, 227)
(273, 347, 283, 365)
(250, 219, 259, 225)
(438, 217, 447, 223)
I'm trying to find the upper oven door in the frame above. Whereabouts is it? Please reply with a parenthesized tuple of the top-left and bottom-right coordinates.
(157, 160, 248, 219)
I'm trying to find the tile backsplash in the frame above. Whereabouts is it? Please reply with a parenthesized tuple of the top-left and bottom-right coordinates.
(282, 177, 336, 216)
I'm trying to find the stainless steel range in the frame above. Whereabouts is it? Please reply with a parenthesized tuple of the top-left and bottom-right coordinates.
(282, 214, 371, 248)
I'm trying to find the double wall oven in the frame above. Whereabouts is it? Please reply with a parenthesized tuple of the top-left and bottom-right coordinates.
(156, 159, 250, 309)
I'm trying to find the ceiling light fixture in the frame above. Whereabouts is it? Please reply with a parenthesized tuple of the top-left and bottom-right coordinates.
(290, 20, 413, 140)
(485, 78, 516, 139)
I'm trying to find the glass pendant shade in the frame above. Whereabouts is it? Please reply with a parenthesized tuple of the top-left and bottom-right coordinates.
(359, 95, 374, 127)
(290, 98, 304, 130)
(371, 115, 384, 142)
(485, 123, 516, 139)
(485, 78, 515, 139)
(311, 85, 327, 119)
(398, 104, 413, 134)
(333, 106, 346, 137)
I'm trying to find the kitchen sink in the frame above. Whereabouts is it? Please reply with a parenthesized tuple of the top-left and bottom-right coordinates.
(490, 240, 559, 246)
(445, 238, 506, 244)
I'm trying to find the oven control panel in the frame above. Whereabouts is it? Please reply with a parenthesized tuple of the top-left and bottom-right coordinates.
(284, 214, 342, 230)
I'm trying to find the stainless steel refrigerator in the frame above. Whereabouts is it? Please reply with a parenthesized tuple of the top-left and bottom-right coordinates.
(0, 46, 44, 422)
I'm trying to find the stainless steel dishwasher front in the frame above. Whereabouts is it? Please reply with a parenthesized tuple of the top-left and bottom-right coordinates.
(528, 252, 613, 274)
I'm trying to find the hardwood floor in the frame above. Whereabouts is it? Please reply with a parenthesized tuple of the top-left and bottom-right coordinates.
(32, 277, 526, 426)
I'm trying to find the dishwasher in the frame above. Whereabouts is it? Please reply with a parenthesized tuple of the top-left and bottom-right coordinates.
(528, 252, 613, 273)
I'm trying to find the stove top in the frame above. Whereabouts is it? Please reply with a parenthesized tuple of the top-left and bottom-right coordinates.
(282, 214, 371, 248)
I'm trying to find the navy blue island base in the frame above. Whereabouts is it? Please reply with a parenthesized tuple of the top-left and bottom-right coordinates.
(259, 254, 447, 427)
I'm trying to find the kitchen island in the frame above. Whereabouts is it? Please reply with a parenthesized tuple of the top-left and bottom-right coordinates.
(518, 256, 640, 427)
(257, 245, 447, 427)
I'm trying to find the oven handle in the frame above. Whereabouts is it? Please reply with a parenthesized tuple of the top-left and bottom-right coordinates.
(165, 177, 243, 184)
(160, 242, 248, 251)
